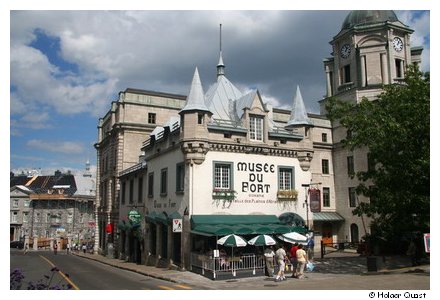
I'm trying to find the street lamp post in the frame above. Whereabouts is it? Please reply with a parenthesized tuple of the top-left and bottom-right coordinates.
(302, 183, 310, 229)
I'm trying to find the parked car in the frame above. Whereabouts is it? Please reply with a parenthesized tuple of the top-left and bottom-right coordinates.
(10, 240, 24, 249)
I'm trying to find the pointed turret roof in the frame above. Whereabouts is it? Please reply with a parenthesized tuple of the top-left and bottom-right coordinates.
(180, 67, 211, 113)
(286, 86, 313, 127)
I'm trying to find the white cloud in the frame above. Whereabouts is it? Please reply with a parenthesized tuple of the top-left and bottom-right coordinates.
(26, 139, 84, 154)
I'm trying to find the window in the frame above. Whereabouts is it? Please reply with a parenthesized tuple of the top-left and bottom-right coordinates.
(11, 212, 18, 223)
(24, 200, 30, 207)
(23, 212, 29, 223)
(160, 168, 168, 196)
(322, 159, 329, 174)
(322, 133, 328, 142)
(176, 163, 185, 193)
(12, 200, 19, 208)
(138, 176, 143, 203)
(148, 113, 156, 124)
(342, 64, 351, 83)
(198, 113, 204, 125)
(323, 187, 330, 207)
(249, 115, 264, 141)
(395, 59, 404, 78)
(129, 179, 134, 204)
(121, 182, 126, 205)
(214, 162, 232, 190)
(347, 156, 354, 176)
(67, 212, 73, 223)
(349, 187, 357, 207)
(148, 172, 154, 197)
(278, 167, 294, 190)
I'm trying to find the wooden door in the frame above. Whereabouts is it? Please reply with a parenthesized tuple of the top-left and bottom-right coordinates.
(321, 222, 333, 245)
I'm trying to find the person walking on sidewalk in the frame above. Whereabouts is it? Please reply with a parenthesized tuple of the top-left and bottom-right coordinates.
(289, 243, 299, 277)
(295, 244, 308, 279)
(53, 242, 58, 255)
(264, 246, 275, 277)
(275, 245, 287, 282)
(82, 243, 87, 254)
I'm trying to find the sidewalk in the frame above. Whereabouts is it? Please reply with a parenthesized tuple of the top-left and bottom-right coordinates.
(71, 250, 429, 289)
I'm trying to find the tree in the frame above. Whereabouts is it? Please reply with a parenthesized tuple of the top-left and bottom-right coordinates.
(326, 65, 429, 250)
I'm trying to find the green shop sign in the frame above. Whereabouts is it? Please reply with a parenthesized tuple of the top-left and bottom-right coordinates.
(128, 210, 142, 225)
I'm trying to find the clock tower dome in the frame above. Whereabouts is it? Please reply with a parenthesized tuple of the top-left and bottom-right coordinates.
(321, 10, 422, 111)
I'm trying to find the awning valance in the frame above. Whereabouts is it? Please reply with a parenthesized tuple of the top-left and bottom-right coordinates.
(145, 211, 182, 224)
(313, 212, 345, 222)
(191, 214, 307, 236)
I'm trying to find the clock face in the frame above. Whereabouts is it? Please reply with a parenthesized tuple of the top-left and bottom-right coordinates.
(341, 44, 351, 59)
(393, 37, 403, 52)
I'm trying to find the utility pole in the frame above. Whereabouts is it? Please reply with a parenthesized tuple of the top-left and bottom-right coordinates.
(302, 183, 310, 229)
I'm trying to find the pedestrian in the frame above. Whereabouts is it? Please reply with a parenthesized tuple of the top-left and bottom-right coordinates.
(82, 243, 87, 254)
(295, 244, 308, 279)
(289, 242, 299, 277)
(53, 241, 58, 255)
(264, 246, 275, 277)
(274, 244, 287, 282)
(66, 243, 70, 254)
(23, 243, 28, 255)
(307, 236, 315, 261)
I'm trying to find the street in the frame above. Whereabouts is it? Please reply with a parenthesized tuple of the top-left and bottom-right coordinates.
(10, 249, 197, 290)
(10, 249, 430, 291)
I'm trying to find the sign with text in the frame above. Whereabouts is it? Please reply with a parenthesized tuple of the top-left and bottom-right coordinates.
(128, 210, 142, 225)
(173, 219, 182, 233)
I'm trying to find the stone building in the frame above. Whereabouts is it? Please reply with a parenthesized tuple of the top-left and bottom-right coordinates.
(10, 164, 96, 248)
(94, 10, 423, 276)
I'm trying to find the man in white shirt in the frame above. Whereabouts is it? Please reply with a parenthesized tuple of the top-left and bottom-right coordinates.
(275, 245, 287, 282)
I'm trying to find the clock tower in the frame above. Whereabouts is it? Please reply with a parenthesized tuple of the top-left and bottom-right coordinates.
(320, 11, 423, 243)
(321, 10, 422, 109)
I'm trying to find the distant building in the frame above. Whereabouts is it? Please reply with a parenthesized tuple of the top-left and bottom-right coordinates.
(10, 162, 96, 247)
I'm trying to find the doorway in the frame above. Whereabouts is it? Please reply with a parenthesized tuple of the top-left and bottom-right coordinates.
(322, 222, 333, 245)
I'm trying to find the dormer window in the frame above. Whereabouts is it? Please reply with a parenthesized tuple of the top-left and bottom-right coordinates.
(249, 115, 264, 141)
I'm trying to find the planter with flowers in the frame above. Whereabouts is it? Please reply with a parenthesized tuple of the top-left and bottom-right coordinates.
(277, 189, 299, 201)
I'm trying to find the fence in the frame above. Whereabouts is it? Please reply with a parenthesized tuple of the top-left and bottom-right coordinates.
(320, 240, 360, 258)
(191, 252, 266, 279)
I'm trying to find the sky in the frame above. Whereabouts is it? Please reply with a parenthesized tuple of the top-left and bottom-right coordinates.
(5, 3, 432, 177)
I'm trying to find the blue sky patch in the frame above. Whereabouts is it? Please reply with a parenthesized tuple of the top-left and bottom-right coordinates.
(29, 28, 79, 74)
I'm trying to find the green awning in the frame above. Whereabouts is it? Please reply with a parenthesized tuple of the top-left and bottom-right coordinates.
(191, 215, 304, 236)
(145, 211, 182, 224)
(313, 212, 345, 222)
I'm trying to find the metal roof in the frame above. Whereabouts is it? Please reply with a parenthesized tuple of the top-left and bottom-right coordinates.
(286, 86, 313, 127)
(180, 67, 210, 113)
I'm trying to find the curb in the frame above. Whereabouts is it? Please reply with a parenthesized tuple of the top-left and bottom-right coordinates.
(71, 253, 180, 284)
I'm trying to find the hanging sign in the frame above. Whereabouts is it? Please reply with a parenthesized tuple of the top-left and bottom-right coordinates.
(172, 219, 183, 233)
(309, 188, 321, 213)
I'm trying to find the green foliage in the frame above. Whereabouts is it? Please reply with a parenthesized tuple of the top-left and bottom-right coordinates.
(325, 65, 430, 246)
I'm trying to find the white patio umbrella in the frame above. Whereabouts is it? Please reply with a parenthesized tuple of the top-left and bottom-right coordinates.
(217, 234, 247, 276)
(247, 234, 277, 246)
(277, 232, 308, 245)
